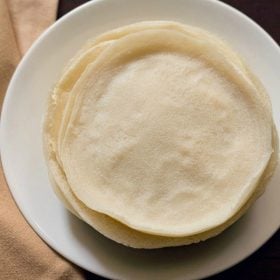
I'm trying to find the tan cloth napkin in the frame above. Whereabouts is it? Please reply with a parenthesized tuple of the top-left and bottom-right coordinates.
(0, 0, 85, 279)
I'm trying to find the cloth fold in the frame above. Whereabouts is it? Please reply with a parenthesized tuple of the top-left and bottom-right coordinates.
(7, 0, 58, 54)
(0, 0, 85, 279)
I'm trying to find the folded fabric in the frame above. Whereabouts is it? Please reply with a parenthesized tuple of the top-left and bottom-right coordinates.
(0, 0, 84, 279)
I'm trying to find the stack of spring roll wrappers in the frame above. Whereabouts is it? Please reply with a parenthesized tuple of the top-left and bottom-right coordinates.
(44, 21, 278, 249)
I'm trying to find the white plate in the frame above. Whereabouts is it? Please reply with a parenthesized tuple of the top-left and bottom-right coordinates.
(1, 0, 280, 279)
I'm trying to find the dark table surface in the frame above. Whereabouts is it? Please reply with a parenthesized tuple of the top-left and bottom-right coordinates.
(57, 1, 280, 279)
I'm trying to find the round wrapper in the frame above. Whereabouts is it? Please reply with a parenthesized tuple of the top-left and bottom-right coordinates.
(44, 21, 278, 248)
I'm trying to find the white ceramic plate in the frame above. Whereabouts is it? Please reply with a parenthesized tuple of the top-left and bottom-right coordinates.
(1, 0, 280, 279)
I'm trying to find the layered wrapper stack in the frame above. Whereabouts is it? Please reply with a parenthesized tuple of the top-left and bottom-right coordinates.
(43, 21, 278, 249)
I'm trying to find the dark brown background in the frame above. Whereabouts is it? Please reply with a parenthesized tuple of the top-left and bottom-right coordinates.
(57, 1, 280, 279)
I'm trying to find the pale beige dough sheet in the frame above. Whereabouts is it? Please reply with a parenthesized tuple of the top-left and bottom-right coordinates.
(44, 21, 278, 248)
